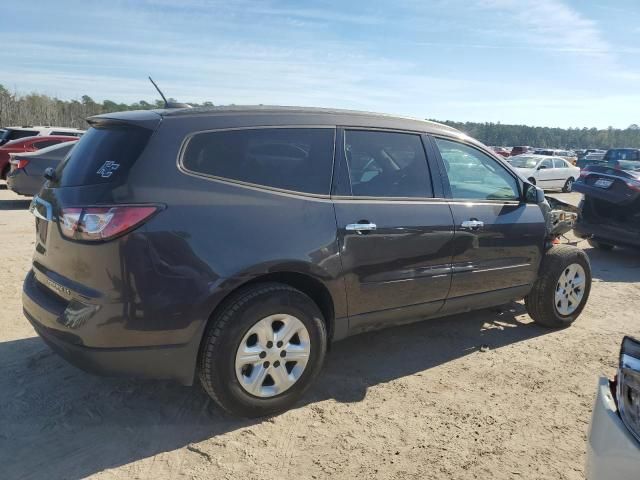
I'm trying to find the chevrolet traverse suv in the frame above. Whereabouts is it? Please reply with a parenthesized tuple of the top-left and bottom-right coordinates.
(23, 106, 592, 417)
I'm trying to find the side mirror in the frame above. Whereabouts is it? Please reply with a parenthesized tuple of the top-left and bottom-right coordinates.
(524, 183, 545, 204)
(537, 165, 547, 170)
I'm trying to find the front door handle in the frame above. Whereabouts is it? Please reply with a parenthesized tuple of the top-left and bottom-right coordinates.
(346, 222, 377, 233)
(461, 219, 484, 230)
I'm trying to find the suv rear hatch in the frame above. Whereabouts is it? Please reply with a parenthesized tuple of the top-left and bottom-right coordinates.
(28, 113, 161, 331)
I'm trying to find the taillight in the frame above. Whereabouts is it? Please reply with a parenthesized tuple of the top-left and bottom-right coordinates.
(15, 159, 29, 169)
(59, 205, 159, 241)
(625, 179, 640, 192)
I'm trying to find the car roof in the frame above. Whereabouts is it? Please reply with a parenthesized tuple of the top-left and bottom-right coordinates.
(3, 126, 84, 132)
(514, 154, 566, 161)
(89, 105, 464, 137)
(9, 140, 76, 158)
(1, 135, 81, 147)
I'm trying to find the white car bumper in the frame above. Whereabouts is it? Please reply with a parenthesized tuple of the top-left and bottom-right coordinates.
(586, 377, 640, 480)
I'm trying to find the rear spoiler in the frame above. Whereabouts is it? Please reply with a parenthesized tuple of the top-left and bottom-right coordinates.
(86, 110, 162, 131)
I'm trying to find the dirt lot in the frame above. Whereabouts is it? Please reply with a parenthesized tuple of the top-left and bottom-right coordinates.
(1, 186, 638, 480)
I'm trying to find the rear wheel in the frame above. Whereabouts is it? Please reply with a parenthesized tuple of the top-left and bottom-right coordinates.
(562, 177, 575, 193)
(588, 239, 614, 251)
(525, 245, 591, 328)
(198, 283, 327, 417)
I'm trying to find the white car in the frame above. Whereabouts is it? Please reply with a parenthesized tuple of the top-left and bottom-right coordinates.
(509, 154, 580, 192)
(586, 336, 640, 480)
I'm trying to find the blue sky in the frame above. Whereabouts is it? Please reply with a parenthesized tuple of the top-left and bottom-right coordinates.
(2, 0, 639, 128)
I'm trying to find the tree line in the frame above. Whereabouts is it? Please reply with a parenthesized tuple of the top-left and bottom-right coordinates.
(1, 84, 638, 148)
(436, 119, 640, 149)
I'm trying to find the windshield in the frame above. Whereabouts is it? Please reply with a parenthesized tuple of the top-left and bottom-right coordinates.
(509, 156, 539, 168)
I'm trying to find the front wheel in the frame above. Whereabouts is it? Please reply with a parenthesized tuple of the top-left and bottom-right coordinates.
(562, 177, 574, 193)
(198, 283, 327, 417)
(525, 245, 591, 328)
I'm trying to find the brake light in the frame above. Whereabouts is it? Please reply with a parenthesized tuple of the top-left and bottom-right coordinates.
(15, 159, 29, 169)
(59, 205, 159, 241)
(625, 179, 640, 192)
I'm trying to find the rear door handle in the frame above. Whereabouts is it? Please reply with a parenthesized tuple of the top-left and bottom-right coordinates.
(461, 220, 484, 230)
(346, 222, 377, 233)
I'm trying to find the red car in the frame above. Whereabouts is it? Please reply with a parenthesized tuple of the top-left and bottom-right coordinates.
(0, 136, 78, 179)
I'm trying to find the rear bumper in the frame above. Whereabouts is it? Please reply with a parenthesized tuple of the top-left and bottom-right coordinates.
(6, 169, 39, 196)
(586, 377, 640, 480)
(22, 270, 199, 385)
(574, 220, 640, 248)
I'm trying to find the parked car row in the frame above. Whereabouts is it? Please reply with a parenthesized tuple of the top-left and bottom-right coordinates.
(489, 146, 616, 168)
(0, 125, 83, 193)
(0, 125, 83, 146)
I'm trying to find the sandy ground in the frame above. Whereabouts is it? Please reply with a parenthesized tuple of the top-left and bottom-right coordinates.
(1, 186, 638, 480)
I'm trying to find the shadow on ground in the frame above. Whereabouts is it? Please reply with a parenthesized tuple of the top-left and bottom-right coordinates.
(585, 244, 640, 283)
(0, 303, 549, 480)
(0, 198, 31, 210)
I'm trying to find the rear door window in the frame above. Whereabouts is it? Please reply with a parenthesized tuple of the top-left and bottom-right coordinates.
(9, 129, 38, 140)
(539, 159, 553, 169)
(34, 140, 62, 149)
(343, 130, 433, 198)
(553, 158, 567, 168)
(182, 128, 335, 195)
(55, 125, 151, 186)
(51, 131, 82, 137)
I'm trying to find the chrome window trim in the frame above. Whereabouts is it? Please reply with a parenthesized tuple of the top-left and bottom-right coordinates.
(176, 125, 336, 200)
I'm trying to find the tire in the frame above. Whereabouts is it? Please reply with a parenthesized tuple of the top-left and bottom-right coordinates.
(528, 177, 536, 185)
(525, 245, 591, 328)
(562, 177, 575, 193)
(588, 239, 614, 251)
(198, 282, 327, 417)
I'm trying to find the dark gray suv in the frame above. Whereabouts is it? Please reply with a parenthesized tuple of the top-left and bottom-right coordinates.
(23, 106, 592, 417)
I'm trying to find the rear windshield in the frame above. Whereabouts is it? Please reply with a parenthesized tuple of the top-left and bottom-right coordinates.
(55, 125, 151, 186)
(604, 149, 640, 161)
(1, 129, 38, 142)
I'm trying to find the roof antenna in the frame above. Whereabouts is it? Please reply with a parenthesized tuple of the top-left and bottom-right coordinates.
(148, 76, 192, 109)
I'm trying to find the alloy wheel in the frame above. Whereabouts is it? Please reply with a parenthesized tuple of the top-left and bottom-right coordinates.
(235, 314, 311, 398)
(554, 263, 586, 315)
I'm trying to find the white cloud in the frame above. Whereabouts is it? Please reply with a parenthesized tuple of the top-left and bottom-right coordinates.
(474, 0, 611, 58)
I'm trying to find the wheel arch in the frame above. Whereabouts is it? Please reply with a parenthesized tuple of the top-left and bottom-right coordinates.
(194, 262, 343, 363)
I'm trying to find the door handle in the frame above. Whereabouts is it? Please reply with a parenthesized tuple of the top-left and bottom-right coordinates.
(346, 222, 377, 233)
(461, 219, 484, 230)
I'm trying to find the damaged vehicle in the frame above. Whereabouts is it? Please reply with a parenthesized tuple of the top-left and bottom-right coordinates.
(573, 148, 640, 250)
(586, 336, 640, 480)
(22, 106, 591, 417)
